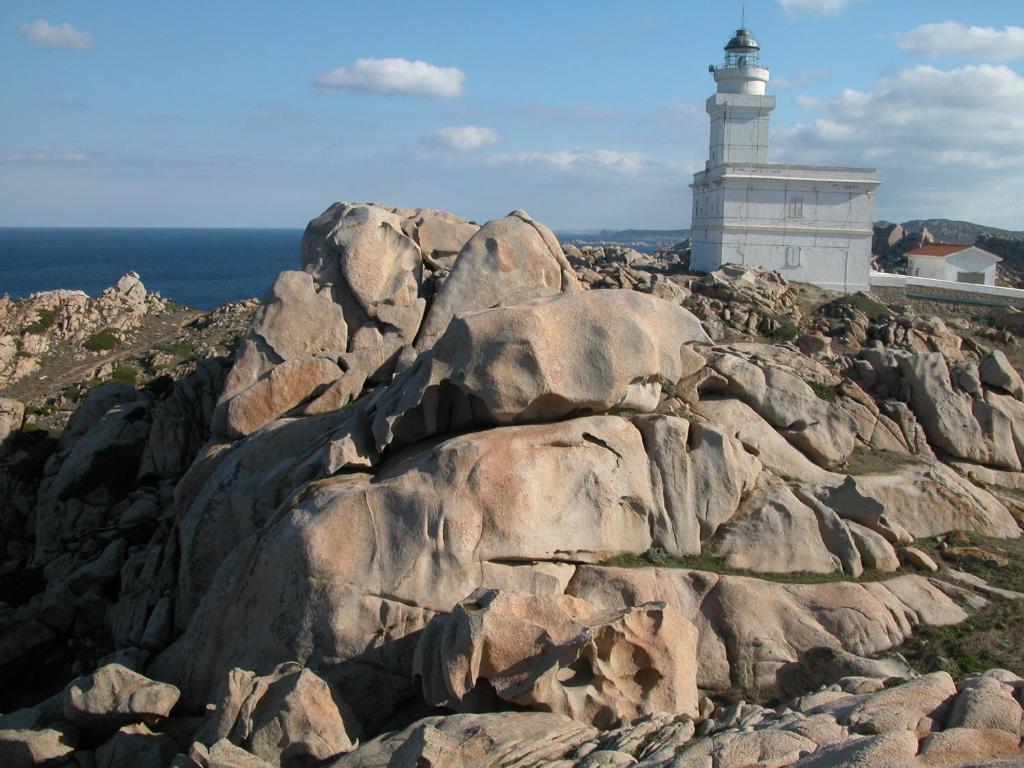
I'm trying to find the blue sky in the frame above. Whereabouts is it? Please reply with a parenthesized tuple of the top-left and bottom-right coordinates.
(2, 0, 1023, 230)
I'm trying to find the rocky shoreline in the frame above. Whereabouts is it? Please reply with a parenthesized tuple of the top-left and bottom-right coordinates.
(1, 202, 1023, 767)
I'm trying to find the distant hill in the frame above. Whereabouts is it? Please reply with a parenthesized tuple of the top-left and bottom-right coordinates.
(876, 218, 1024, 282)
(884, 219, 1024, 244)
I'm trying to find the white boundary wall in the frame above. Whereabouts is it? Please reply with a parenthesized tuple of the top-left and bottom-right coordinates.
(869, 271, 1024, 303)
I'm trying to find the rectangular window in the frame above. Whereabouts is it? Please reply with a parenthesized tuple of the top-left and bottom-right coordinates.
(785, 246, 801, 268)
(788, 197, 804, 218)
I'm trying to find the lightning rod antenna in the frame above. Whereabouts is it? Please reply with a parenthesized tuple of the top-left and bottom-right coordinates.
(742, 4, 746, 28)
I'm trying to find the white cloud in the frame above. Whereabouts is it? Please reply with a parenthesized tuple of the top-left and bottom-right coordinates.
(0, 149, 88, 163)
(19, 19, 93, 51)
(774, 63, 1024, 223)
(432, 125, 500, 151)
(489, 149, 649, 176)
(897, 22, 1024, 61)
(313, 57, 465, 98)
(778, 0, 860, 17)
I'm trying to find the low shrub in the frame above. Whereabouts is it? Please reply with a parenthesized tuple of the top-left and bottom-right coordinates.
(24, 308, 56, 334)
(84, 327, 120, 352)
(840, 293, 889, 321)
(806, 379, 838, 402)
(110, 365, 138, 386)
(768, 321, 799, 341)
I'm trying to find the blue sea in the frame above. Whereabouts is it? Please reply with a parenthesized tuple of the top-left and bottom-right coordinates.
(0, 228, 304, 311)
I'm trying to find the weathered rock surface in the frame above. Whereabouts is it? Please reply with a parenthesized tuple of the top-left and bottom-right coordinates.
(326, 669, 1024, 767)
(372, 290, 710, 453)
(63, 663, 180, 734)
(899, 352, 991, 464)
(194, 663, 360, 768)
(634, 414, 761, 555)
(709, 475, 839, 574)
(0, 397, 24, 449)
(568, 566, 975, 695)
(947, 676, 1024, 735)
(217, 356, 342, 438)
(0, 723, 78, 768)
(95, 722, 179, 768)
(329, 711, 597, 768)
(415, 209, 578, 349)
(812, 462, 1020, 540)
(34, 386, 154, 560)
(413, 588, 698, 728)
(156, 415, 659, 708)
(701, 347, 859, 468)
(219, 272, 349, 396)
(980, 350, 1024, 399)
(777, 646, 917, 701)
(6, 202, 1024, 768)
(802, 671, 957, 734)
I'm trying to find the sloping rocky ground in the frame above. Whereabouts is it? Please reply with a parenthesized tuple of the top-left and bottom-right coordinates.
(1, 203, 1023, 767)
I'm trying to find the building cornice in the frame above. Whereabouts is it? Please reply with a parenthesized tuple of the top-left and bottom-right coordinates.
(694, 222, 874, 236)
(693, 162, 879, 187)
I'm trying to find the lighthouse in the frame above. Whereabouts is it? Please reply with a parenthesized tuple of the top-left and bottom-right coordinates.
(706, 29, 775, 167)
(690, 27, 879, 293)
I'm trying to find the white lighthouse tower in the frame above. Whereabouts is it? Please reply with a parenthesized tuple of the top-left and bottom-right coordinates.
(706, 28, 775, 167)
(690, 27, 879, 293)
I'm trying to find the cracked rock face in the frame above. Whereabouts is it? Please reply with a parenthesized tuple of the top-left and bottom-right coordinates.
(414, 209, 579, 350)
(154, 414, 661, 707)
(8, 202, 1024, 767)
(371, 289, 711, 453)
(567, 566, 977, 696)
(413, 588, 699, 729)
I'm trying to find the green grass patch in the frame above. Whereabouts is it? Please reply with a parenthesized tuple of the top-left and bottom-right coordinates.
(768, 321, 799, 341)
(24, 308, 56, 334)
(601, 548, 894, 585)
(151, 339, 193, 356)
(893, 598, 1024, 680)
(110, 365, 138, 386)
(223, 331, 245, 355)
(84, 327, 120, 352)
(838, 293, 890, 321)
(889, 532, 1024, 680)
(805, 379, 838, 402)
(24, 403, 57, 417)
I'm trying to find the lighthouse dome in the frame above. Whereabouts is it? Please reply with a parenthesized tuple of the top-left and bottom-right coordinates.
(725, 28, 760, 52)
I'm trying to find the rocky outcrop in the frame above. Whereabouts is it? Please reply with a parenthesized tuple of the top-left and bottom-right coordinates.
(0, 272, 171, 387)
(191, 663, 360, 768)
(34, 385, 154, 560)
(980, 349, 1024, 399)
(63, 663, 180, 735)
(413, 588, 699, 728)
(212, 205, 579, 439)
(567, 566, 978, 696)
(370, 290, 710, 455)
(4, 202, 1024, 768)
(415, 209, 578, 349)
(701, 346, 859, 468)
(155, 415, 660, 708)
(0, 397, 24, 449)
(634, 414, 761, 555)
(812, 462, 1020, 540)
(330, 667, 1024, 767)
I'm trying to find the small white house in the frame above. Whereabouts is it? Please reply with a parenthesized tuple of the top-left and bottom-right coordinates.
(690, 27, 878, 293)
(906, 245, 1001, 286)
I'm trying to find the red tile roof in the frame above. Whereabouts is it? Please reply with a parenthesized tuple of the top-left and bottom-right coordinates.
(906, 244, 970, 258)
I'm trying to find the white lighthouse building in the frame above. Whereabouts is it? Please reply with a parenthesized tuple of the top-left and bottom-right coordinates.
(690, 28, 879, 293)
